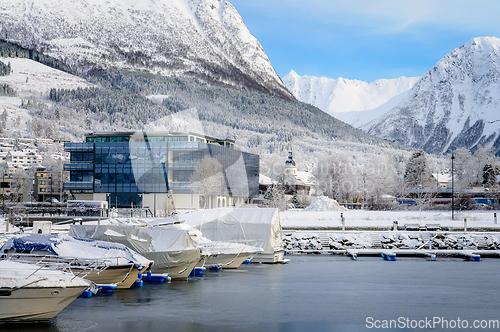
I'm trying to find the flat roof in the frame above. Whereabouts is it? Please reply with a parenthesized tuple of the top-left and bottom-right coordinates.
(85, 131, 235, 143)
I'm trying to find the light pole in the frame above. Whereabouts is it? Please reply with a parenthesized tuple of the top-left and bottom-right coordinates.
(451, 153, 455, 220)
(138, 194, 144, 217)
(105, 193, 110, 217)
(2, 172, 5, 214)
(50, 175, 53, 208)
(418, 184, 422, 222)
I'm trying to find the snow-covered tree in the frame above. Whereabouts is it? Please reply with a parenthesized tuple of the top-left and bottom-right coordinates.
(315, 153, 354, 202)
(483, 164, 500, 188)
(404, 150, 433, 188)
(263, 182, 287, 211)
(363, 156, 399, 207)
(190, 156, 225, 209)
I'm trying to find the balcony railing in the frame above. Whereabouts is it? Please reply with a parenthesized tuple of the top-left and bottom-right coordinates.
(63, 181, 93, 190)
(64, 142, 94, 152)
(64, 163, 93, 171)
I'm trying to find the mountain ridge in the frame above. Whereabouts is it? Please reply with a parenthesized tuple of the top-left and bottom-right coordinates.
(282, 70, 420, 119)
(0, 0, 294, 100)
(364, 36, 500, 155)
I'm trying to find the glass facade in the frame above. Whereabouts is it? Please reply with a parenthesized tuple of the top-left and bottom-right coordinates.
(65, 132, 259, 208)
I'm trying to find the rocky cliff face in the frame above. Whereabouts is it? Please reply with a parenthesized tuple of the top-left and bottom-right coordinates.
(0, 0, 294, 100)
(364, 37, 500, 155)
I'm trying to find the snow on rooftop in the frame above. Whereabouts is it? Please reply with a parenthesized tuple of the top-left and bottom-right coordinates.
(259, 173, 273, 185)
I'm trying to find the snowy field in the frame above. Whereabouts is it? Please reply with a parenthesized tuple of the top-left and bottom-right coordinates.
(0, 57, 93, 137)
(280, 209, 500, 230)
(0, 57, 93, 97)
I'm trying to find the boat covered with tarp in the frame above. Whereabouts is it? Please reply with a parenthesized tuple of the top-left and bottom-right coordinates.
(68, 223, 202, 279)
(0, 260, 91, 322)
(1, 233, 153, 288)
(149, 208, 286, 263)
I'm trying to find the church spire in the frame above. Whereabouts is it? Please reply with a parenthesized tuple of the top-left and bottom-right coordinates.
(285, 150, 296, 167)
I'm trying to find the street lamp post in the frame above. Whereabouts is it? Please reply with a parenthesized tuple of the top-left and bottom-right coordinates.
(451, 153, 455, 220)
(2, 172, 5, 214)
(50, 176, 53, 208)
(418, 184, 423, 222)
(105, 193, 110, 217)
(138, 194, 144, 217)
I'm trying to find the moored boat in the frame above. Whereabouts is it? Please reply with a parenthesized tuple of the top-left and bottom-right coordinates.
(1, 234, 153, 288)
(188, 227, 263, 269)
(68, 223, 202, 280)
(152, 208, 288, 264)
(0, 260, 91, 323)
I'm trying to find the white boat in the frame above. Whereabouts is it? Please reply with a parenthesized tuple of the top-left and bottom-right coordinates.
(0, 260, 91, 323)
(188, 227, 263, 269)
(152, 208, 288, 263)
(1, 234, 153, 289)
(68, 223, 202, 280)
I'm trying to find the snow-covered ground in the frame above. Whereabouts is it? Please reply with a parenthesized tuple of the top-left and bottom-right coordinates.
(0, 57, 93, 137)
(0, 57, 93, 98)
(280, 209, 500, 230)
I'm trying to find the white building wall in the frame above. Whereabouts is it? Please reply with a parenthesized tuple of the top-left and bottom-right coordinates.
(171, 193, 200, 210)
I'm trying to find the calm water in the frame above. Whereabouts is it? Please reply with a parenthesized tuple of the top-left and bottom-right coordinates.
(5, 255, 500, 332)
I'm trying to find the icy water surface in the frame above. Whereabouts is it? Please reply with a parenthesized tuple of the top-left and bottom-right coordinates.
(5, 255, 500, 331)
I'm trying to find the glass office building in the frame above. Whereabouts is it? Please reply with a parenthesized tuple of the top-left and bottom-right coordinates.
(64, 132, 259, 211)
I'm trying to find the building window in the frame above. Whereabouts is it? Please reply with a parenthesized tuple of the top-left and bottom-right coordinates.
(173, 170, 193, 182)
(172, 151, 203, 163)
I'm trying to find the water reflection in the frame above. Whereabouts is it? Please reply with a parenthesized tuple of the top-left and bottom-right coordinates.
(3, 256, 500, 332)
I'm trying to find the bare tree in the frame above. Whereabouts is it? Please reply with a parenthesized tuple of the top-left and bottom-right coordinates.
(315, 153, 354, 202)
(190, 156, 226, 209)
(10, 169, 30, 202)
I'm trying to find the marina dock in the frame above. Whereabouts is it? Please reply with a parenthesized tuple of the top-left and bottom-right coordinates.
(286, 248, 491, 261)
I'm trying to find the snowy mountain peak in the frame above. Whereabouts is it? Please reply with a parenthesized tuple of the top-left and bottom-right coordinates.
(286, 69, 300, 79)
(282, 71, 420, 117)
(0, 0, 294, 100)
(365, 36, 500, 155)
(468, 36, 500, 50)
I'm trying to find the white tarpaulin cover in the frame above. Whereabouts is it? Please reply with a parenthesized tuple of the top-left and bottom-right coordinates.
(1, 233, 152, 270)
(149, 208, 282, 255)
(68, 224, 201, 273)
(0, 260, 91, 288)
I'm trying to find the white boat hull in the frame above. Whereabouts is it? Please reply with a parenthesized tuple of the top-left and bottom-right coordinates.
(150, 257, 200, 280)
(0, 286, 87, 322)
(198, 253, 251, 269)
(252, 250, 287, 264)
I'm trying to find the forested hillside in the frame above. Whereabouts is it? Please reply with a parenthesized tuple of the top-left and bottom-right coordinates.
(48, 69, 395, 146)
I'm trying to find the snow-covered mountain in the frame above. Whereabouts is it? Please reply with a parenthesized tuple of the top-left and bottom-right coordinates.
(364, 37, 500, 155)
(282, 70, 419, 125)
(0, 0, 294, 100)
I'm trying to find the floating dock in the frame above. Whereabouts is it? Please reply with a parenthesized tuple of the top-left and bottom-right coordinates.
(142, 272, 170, 283)
(97, 284, 118, 293)
(189, 267, 206, 277)
(343, 249, 483, 261)
(287, 248, 493, 261)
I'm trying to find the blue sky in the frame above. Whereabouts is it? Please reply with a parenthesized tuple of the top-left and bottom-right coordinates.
(229, 0, 500, 82)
